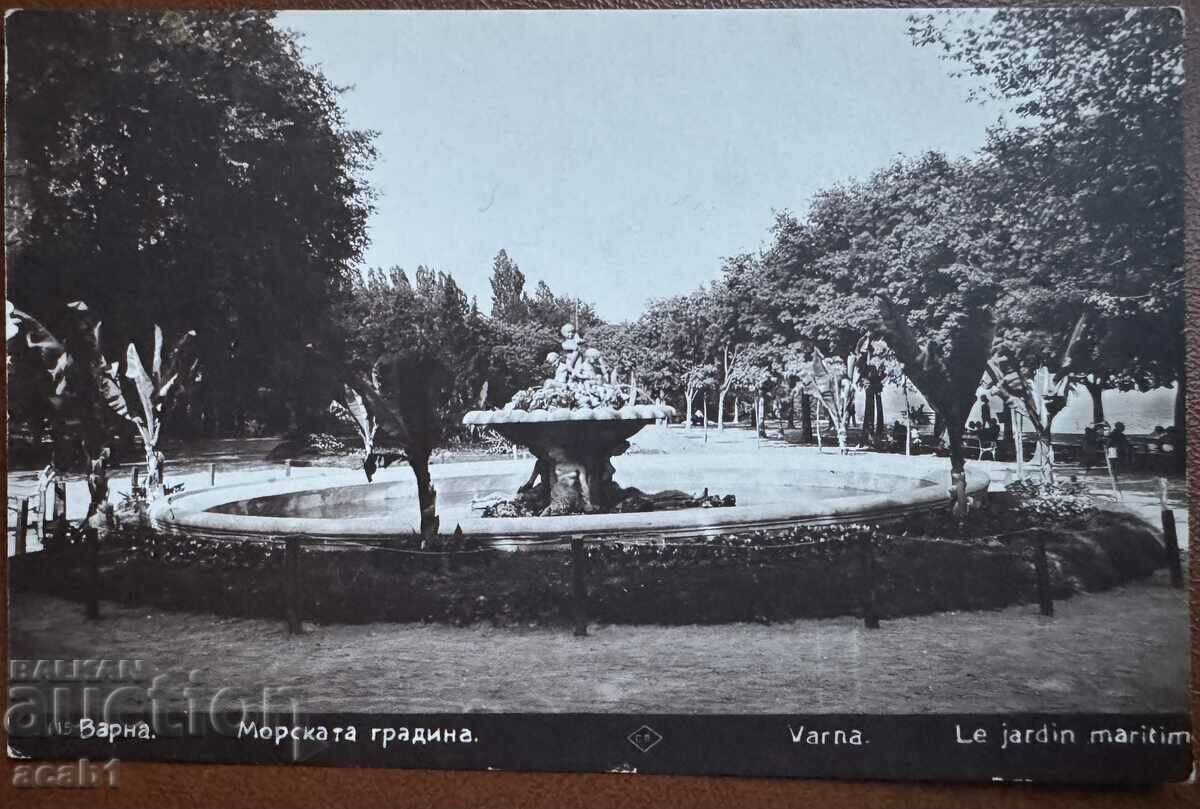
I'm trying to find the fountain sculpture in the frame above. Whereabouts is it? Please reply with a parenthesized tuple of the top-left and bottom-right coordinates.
(462, 324, 708, 516)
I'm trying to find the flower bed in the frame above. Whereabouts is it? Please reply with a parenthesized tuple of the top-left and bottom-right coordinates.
(10, 496, 1166, 626)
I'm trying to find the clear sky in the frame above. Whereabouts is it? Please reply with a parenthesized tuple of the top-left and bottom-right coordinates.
(275, 9, 1005, 322)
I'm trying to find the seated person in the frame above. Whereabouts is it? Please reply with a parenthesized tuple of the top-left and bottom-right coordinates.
(1158, 425, 1182, 473)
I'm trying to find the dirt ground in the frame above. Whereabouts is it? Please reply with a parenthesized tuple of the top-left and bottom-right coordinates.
(9, 571, 1188, 715)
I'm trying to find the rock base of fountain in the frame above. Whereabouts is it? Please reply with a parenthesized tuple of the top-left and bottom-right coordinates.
(482, 486, 735, 518)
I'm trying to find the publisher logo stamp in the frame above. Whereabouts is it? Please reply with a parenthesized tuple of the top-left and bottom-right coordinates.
(627, 725, 663, 753)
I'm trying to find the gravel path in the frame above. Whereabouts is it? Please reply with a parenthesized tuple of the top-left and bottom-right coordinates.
(10, 572, 1188, 715)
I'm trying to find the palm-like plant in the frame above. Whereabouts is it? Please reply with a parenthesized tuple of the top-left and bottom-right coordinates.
(7, 300, 133, 518)
(115, 326, 198, 497)
(330, 385, 379, 480)
(793, 345, 859, 452)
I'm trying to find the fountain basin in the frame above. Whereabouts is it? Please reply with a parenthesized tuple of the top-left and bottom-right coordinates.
(150, 452, 991, 544)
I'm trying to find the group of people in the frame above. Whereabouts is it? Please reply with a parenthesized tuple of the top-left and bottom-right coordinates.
(1081, 422, 1183, 474)
(1081, 422, 1121, 470)
(967, 417, 1004, 448)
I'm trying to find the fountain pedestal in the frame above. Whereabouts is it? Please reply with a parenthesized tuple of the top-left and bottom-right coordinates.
(463, 405, 674, 515)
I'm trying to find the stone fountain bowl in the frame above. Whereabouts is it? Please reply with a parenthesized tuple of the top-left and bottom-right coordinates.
(149, 451, 991, 545)
(463, 404, 675, 461)
(462, 403, 674, 428)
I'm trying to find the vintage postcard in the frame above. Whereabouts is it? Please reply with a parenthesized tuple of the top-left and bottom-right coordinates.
(4, 6, 1191, 783)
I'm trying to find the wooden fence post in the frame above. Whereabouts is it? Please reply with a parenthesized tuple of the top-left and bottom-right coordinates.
(1033, 530, 1054, 616)
(84, 527, 100, 620)
(15, 498, 29, 555)
(571, 535, 588, 637)
(52, 481, 67, 551)
(284, 536, 303, 634)
(209, 463, 217, 487)
(858, 533, 880, 629)
(1159, 478, 1183, 589)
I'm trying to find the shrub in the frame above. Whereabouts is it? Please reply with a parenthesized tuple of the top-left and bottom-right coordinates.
(1005, 478, 1096, 525)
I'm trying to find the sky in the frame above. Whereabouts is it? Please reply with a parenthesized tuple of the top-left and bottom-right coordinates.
(275, 9, 1007, 322)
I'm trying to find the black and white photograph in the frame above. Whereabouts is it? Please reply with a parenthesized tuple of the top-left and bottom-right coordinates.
(4, 5, 1192, 784)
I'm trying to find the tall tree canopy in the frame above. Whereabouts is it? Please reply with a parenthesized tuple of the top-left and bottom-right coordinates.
(5, 10, 376, 436)
(910, 6, 1186, 423)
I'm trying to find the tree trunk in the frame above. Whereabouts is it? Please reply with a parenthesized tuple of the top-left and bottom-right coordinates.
(786, 392, 795, 429)
(801, 393, 814, 443)
(862, 390, 875, 445)
(734, 399, 740, 424)
(873, 391, 885, 439)
(927, 398, 972, 518)
(409, 453, 439, 543)
(945, 413, 970, 520)
(757, 394, 767, 438)
(717, 390, 727, 430)
(1040, 410, 1059, 484)
(1084, 380, 1106, 425)
(683, 392, 693, 430)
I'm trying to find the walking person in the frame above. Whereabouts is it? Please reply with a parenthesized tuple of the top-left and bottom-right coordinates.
(1106, 421, 1131, 481)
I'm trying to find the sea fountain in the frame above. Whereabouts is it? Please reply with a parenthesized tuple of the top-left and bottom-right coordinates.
(151, 324, 990, 544)
(462, 323, 723, 517)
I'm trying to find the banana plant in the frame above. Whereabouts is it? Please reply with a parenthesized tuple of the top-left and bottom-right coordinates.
(346, 353, 453, 543)
(116, 326, 197, 497)
(6, 300, 128, 515)
(330, 385, 379, 481)
(792, 345, 859, 453)
(7, 300, 127, 423)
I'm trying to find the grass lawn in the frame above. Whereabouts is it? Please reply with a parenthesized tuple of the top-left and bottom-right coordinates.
(9, 571, 1188, 715)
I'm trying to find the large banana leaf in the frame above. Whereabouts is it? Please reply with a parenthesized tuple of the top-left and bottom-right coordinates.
(152, 324, 164, 382)
(125, 342, 159, 442)
(88, 324, 129, 421)
(333, 385, 377, 450)
(157, 328, 196, 398)
(8, 304, 65, 367)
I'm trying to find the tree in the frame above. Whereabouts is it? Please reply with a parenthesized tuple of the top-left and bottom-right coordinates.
(5, 11, 375, 437)
(488, 249, 528, 324)
(780, 153, 1005, 507)
(792, 346, 860, 452)
(704, 267, 758, 430)
(336, 265, 489, 539)
(614, 291, 715, 419)
(329, 386, 378, 481)
(6, 301, 125, 477)
(113, 325, 199, 496)
(910, 7, 1185, 426)
(352, 352, 459, 542)
(683, 364, 717, 428)
(526, 280, 602, 335)
(484, 318, 553, 405)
